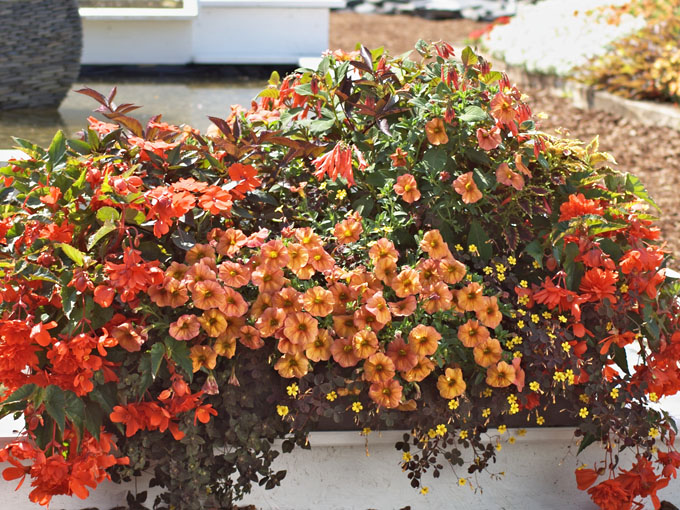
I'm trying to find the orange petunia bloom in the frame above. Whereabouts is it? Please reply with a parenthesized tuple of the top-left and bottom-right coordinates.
(302, 286, 335, 317)
(393, 173, 421, 204)
(306, 328, 333, 362)
(251, 266, 286, 294)
(292, 263, 316, 280)
(198, 309, 228, 337)
(220, 287, 249, 317)
(457, 282, 485, 312)
(260, 239, 290, 270)
(185, 244, 216, 265)
(329, 282, 358, 313)
(392, 267, 421, 298)
(420, 230, 450, 260)
(408, 324, 442, 357)
(364, 352, 396, 383)
(184, 262, 217, 291)
(111, 323, 147, 352)
(331, 336, 360, 367)
(457, 319, 490, 348)
(239, 325, 264, 350)
(273, 287, 303, 314)
(388, 295, 417, 317)
(286, 243, 310, 272)
(438, 257, 466, 284)
(369, 379, 403, 408)
(365, 291, 391, 324)
(421, 281, 453, 314)
(255, 307, 287, 337)
(437, 367, 466, 399)
(476, 126, 501, 151)
(164, 278, 190, 308)
(277, 335, 306, 355)
(294, 227, 323, 251)
(166, 261, 189, 280)
(490, 92, 517, 125)
(218, 261, 250, 288)
(214, 334, 237, 358)
(514, 152, 532, 177)
(473, 338, 502, 367)
(308, 247, 335, 273)
(283, 312, 319, 347)
(390, 147, 408, 167)
(453, 172, 483, 204)
(190, 345, 217, 372)
(496, 162, 525, 191)
(476, 296, 503, 329)
(374, 259, 398, 284)
(274, 352, 309, 378)
(333, 314, 358, 338)
(402, 356, 434, 382)
(386, 334, 418, 372)
(250, 292, 273, 319)
(425, 117, 449, 145)
(223, 316, 246, 339)
(353, 306, 387, 333)
(353, 330, 379, 359)
(486, 361, 516, 388)
(416, 258, 440, 290)
(334, 217, 363, 244)
(169, 314, 201, 341)
(368, 238, 399, 267)
(216, 228, 247, 257)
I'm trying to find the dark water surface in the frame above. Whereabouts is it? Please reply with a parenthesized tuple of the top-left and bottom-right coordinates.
(0, 66, 284, 149)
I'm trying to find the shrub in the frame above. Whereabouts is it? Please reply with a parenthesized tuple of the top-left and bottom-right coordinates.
(0, 43, 679, 510)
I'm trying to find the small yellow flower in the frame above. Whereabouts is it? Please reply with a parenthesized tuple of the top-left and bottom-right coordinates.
(420, 486, 429, 495)
(483, 266, 493, 275)
(579, 394, 590, 404)
(649, 427, 660, 439)
(495, 442, 502, 451)
(361, 427, 371, 436)
(558, 315, 568, 323)
(436, 424, 447, 436)
(517, 320, 525, 329)
(610, 388, 619, 399)
(531, 314, 540, 324)
(498, 424, 507, 434)
(529, 381, 540, 392)
(536, 415, 545, 425)
(649, 392, 659, 402)
(319, 181, 328, 190)
(542, 311, 552, 319)
(468, 244, 478, 254)
(448, 399, 460, 410)
(483, 388, 493, 398)
(517, 428, 526, 436)
(532, 260, 541, 269)
(620, 284, 629, 293)
(497, 273, 506, 282)
(508, 256, 517, 266)
(519, 279, 528, 288)
(517, 309, 526, 316)
(507, 394, 518, 404)
(287, 383, 299, 397)
(482, 408, 491, 418)
(402, 452, 412, 462)
(459, 430, 468, 440)
(562, 342, 572, 353)
(455, 244, 464, 251)
(351, 401, 363, 413)
(508, 436, 516, 444)
(458, 477, 467, 486)
(566, 369, 575, 385)
(326, 391, 338, 402)
(277, 405, 289, 417)
(513, 351, 522, 358)
(427, 428, 437, 438)
(336, 189, 347, 201)
(579, 407, 589, 419)
(509, 403, 519, 415)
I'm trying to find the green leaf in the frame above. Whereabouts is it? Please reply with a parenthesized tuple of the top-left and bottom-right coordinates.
(577, 433, 597, 455)
(461, 46, 479, 67)
(309, 118, 336, 135)
(268, 70, 281, 86)
(524, 240, 543, 265)
(352, 195, 374, 217)
(66, 139, 91, 155)
(56, 243, 85, 266)
(64, 390, 85, 435)
(165, 338, 193, 380)
(612, 345, 630, 376)
(1, 384, 37, 408)
(48, 130, 67, 170)
(258, 88, 280, 99)
(87, 222, 117, 251)
(625, 173, 660, 211)
(44, 385, 66, 432)
(468, 221, 492, 261)
(459, 105, 488, 123)
(149, 342, 166, 377)
(89, 384, 117, 414)
(479, 71, 502, 85)
(96, 206, 121, 223)
(83, 402, 104, 439)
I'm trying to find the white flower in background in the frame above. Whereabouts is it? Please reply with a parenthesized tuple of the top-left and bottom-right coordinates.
(482, 0, 646, 76)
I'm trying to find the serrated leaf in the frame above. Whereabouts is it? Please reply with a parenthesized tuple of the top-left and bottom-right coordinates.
(67, 139, 92, 155)
(44, 385, 66, 432)
(88, 222, 117, 250)
(64, 390, 85, 435)
(1, 384, 37, 409)
(56, 243, 85, 266)
(258, 88, 280, 99)
(149, 342, 166, 377)
(96, 206, 120, 223)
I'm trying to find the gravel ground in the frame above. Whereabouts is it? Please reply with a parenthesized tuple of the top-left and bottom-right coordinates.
(330, 12, 680, 263)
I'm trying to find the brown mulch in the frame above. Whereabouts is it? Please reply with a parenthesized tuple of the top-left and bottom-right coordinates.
(330, 12, 680, 262)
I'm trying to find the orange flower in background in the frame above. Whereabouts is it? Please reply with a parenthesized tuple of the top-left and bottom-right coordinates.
(408, 325, 442, 357)
(476, 126, 501, 151)
(190, 345, 217, 372)
(273, 287, 303, 314)
(580, 268, 618, 304)
(184, 261, 216, 290)
(374, 259, 398, 284)
(283, 312, 318, 346)
(438, 257, 466, 284)
(191, 280, 226, 310)
(392, 267, 421, 298)
(185, 244, 215, 265)
(251, 266, 286, 294)
(425, 117, 449, 145)
(169, 314, 201, 341)
(333, 314, 359, 338)
(306, 328, 332, 362)
(329, 282, 358, 313)
(260, 239, 290, 270)
(334, 216, 363, 244)
(256, 307, 287, 337)
(274, 352, 309, 378)
(228, 162, 262, 199)
(220, 287, 249, 317)
(302, 286, 335, 317)
(416, 258, 440, 290)
(308, 247, 335, 273)
(353, 330, 379, 359)
(437, 367, 466, 399)
(486, 361, 516, 388)
(476, 296, 503, 329)
(312, 143, 364, 186)
(420, 229, 450, 260)
(559, 193, 605, 222)
(514, 152, 532, 177)
(111, 323, 147, 352)
(457, 282, 485, 312)
(490, 92, 517, 125)
(364, 352, 396, 383)
(294, 227, 323, 250)
(331, 336, 360, 368)
(365, 291, 391, 324)
(496, 162, 525, 191)
(389, 295, 417, 317)
(286, 243, 310, 271)
(369, 238, 399, 266)
(386, 334, 419, 372)
(473, 338, 502, 367)
(218, 261, 250, 288)
(458, 319, 490, 348)
(198, 309, 228, 337)
(238, 325, 264, 350)
(390, 147, 408, 167)
(421, 281, 453, 314)
(353, 306, 387, 333)
(369, 379, 403, 408)
(216, 228, 247, 257)
(402, 356, 434, 382)
(393, 173, 421, 203)
(198, 185, 233, 215)
(214, 334, 237, 358)
(587, 479, 632, 510)
(453, 172, 483, 204)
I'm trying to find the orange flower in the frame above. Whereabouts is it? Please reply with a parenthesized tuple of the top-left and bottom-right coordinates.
(274, 352, 309, 378)
(302, 286, 335, 317)
(283, 312, 319, 347)
(306, 329, 332, 362)
(190, 345, 217, 372)
(294, 227, 323, 250)
(408, 325, 442, 357)
(216, 228, 247, 257)
(453, 172, 483, 204)
(514, 152, 532, 177)
(365, 291, 391, 324)
(184, 262, 217, 291)
(425, 117, 449, 145)
(392, 267, 421, 298)
(260, 239, 289, 270)
(312, 143, 359, 186)
(476, 296, 502, 329)
(185, 243, 216, 265)
(291, 263, 315, 280)
(334, 217, 363, 244)
(496, 162, 525, 191)
(490, 92, 517, 125)
(386, 334, 418, 372)
(421, 281, 453, 314)
(329, 282, 357, 313)
(273, 287, 303, 314)
(486, 361, 516, 388)
(389, 295, 417, 317)
(473, 338, 502, 367)
(165, 278, 190, 308)
(331, 336, 360, 367)
(369, 379, 403, 408)
(374, 259, 398, 284)
(476, 126, 501, 151)
(438, 257, 466, 284)
(198, 309, 228, 337)
(420, 230, 450, 260)
(166, 261, 189, 280)
(402, 356, 434, 382)
(390, 147, 408, 167)
(286, 243, 309, 271)
(393, 173, 421, 203)
(353, 306, 387, 333)
(364, 352, 396, 383)
(277, 335, 306, 355)
(169, 314, 201, 341)
(457, 282, 485, 312)
(333, 314, 358, 338)
(308, 247, 335, 273)
(353, 330, 379, 359)
(251, 266, 286, 293)
(437, 367, 466, 399)
(256, 307, 287, 337)
(250, 292, 273, 319)
(220, 287, 249, 317)
(218, 261, 250, 288)
(238, 325, 264, 349)
(214, 334, 237, 358)
(457, 319, 490, 348)
(416, 258, 440, 290)
(368, 238, 399, 267)
(111, 323, 147, 352)
(580, 268, 618, 304)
